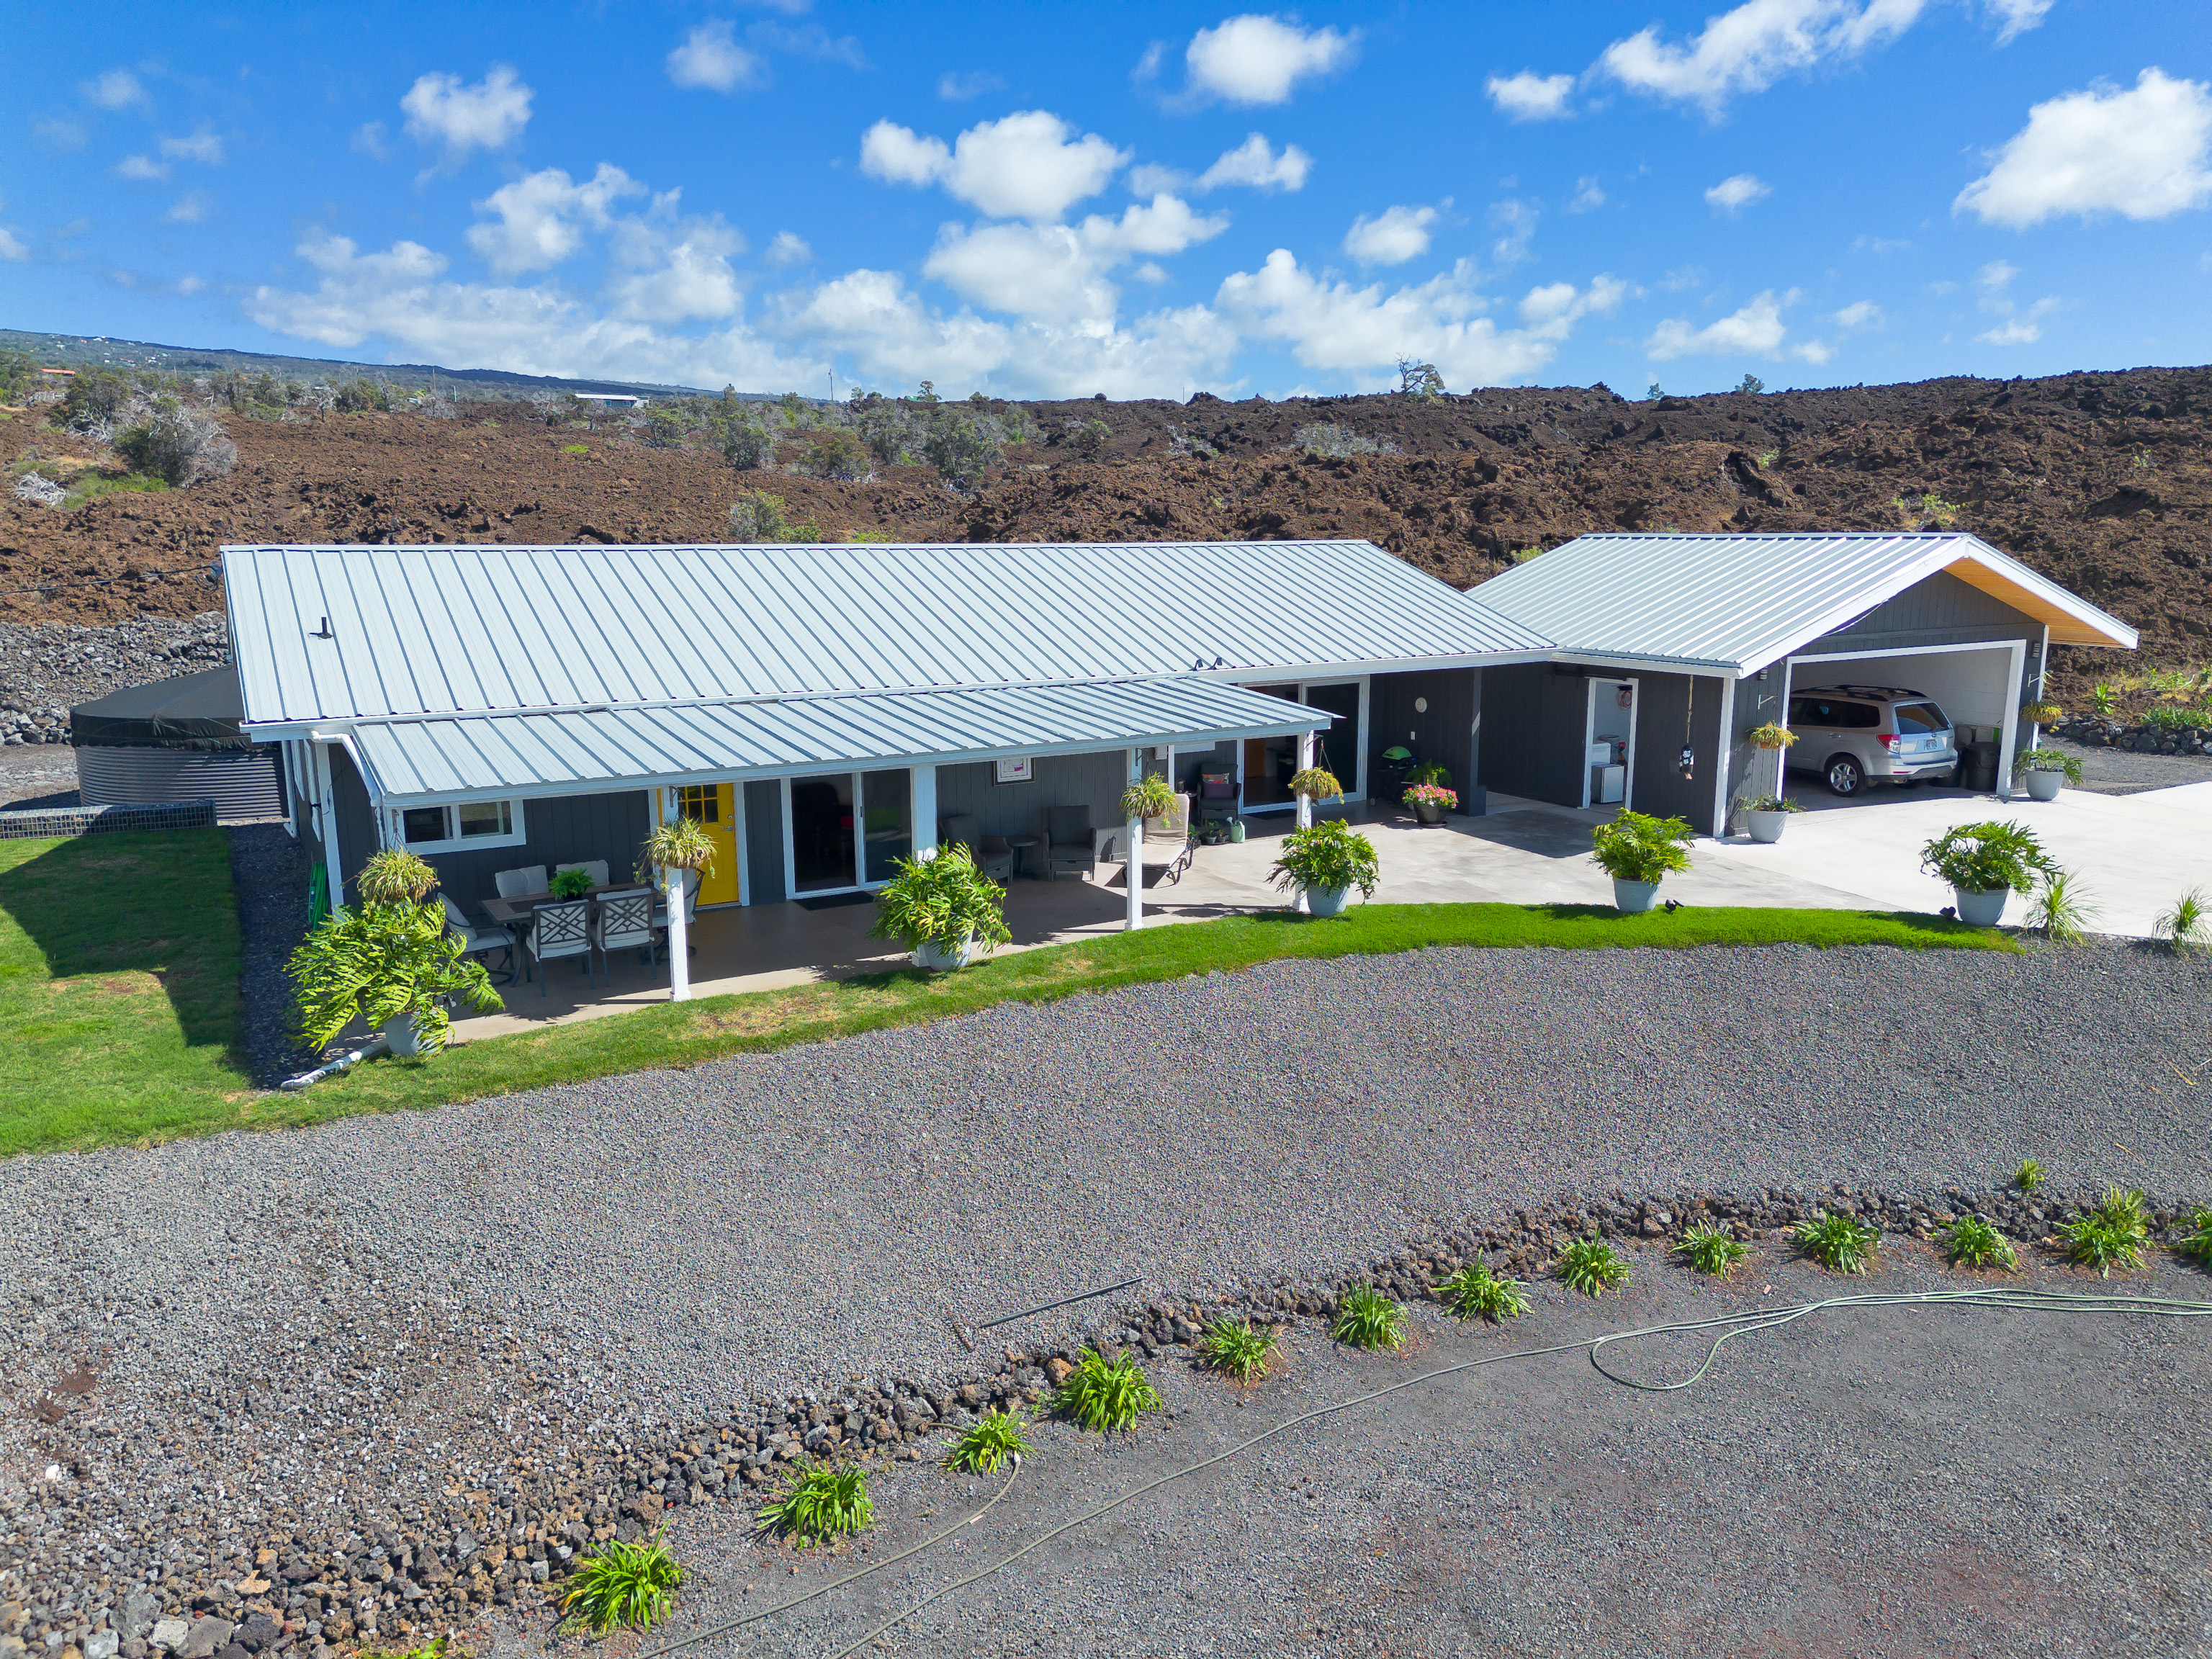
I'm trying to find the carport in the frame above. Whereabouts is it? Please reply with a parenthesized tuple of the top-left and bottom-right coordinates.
(1467, 531, 2139, 835)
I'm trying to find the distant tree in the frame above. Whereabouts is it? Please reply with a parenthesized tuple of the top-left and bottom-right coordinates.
(797, 426, 871, 480)
(55, 368, 133, 428)
(333, 377, 390, 413)
(1069, 417, 1111, 457)
(914, 380, 940, 403)
(723, 418, 776, 471)
(1396, 357, 1446, 400)
(0, 349, 39, 405)
(1735, 374, 1765, 395)
(922, 411, 1002, 489)
(641, 405, 689, 448)
(1645, 381, 1665, 401)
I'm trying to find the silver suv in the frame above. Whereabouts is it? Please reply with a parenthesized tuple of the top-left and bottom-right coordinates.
(1785, 685, 1959, 796)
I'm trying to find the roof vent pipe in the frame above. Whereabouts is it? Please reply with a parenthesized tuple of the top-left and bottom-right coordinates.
(312, 616, 333, 639)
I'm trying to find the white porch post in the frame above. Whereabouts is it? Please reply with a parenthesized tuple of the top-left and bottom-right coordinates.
(1124, 746, 1144, 931)
(312, 742, 343, 910)
(1295, 731, 1316, 830)
(912, 764, 938, 860)
(660, 790, 692, 1002)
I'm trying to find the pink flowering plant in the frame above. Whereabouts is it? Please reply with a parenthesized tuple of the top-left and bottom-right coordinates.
(1403, 782, 1458, 810)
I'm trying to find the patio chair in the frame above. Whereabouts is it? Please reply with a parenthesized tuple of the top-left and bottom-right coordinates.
(1143, 792, 1194, 885)
(593, 888, 656, 974)
(1043, 804, 1097, 881)
(494, 864, 549, 899)
(939, 813, 1014, 881)
(650, 867, 701, 957)
(439, 894, 515, 979)
(554, 859, 610, 889)
(1193, 767, 1238, 829)
(521, 899, 593, 997)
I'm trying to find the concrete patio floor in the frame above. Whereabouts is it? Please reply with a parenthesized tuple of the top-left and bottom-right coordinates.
(448, 777, 2212, 1041)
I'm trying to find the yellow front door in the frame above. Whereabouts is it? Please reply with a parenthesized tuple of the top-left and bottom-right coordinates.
(672, 783, 739, 905)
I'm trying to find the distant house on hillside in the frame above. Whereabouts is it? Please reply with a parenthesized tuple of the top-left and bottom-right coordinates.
(571, 392, 643, 408)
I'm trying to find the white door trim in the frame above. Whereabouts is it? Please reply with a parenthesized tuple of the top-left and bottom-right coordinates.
(1581, 676, 1639, 811)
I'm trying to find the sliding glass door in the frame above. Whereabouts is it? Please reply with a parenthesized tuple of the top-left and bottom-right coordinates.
(786, 768, 912, 894)
(1241, 678, 1368, 811)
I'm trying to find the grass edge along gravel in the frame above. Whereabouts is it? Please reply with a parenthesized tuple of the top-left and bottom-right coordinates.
(6, 899, 2012, 1156)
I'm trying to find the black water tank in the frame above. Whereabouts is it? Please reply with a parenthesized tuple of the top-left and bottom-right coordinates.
(1961, 739, 1999, 793)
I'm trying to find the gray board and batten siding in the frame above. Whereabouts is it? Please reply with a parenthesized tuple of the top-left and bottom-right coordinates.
(1477, 665, 1724, 825)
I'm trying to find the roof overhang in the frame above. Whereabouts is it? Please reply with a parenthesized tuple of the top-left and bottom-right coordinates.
(320, 675, 1331, 807)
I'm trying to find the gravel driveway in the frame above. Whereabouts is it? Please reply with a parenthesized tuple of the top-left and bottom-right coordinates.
(4, 940, 2211, 1655)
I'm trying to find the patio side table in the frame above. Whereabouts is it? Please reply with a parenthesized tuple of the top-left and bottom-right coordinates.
(1002, 834, 1040, 878)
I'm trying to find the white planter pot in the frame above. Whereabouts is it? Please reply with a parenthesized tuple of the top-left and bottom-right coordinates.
(912, 935, 976, 971)
(2023, 769, 2062, 801)
(379, 1013, 428, 1058)
(1305, 885, 1352, 918)
(1746, 809, 1790, 845)
(1612, 878, 1660, 914)
(1952, 886, 2009, 927)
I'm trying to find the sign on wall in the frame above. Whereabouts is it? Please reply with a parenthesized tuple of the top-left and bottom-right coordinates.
(994, 757, 1034, 783)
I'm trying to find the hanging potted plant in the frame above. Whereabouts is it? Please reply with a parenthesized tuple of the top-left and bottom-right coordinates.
(1289, 766, 1343, 806)
(1119, 773, 1177, 822)
(1919, 819, 2054, 927)
(1267, 818, 1379, 918)
(1748, 722, 1797, 752)
(1743, 793, 1802, 844)
(1589, 809, 1694, 913)
(2011, 746, 2083, 802)
(289, 849, 503, 1059)
(2021, 699, 2062, 727)
(871, 843, 1013, 969)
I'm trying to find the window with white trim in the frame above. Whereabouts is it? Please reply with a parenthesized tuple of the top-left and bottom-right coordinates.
(392, 798, 527, 853)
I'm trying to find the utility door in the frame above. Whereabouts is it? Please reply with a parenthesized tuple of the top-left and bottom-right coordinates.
(673, 783, 739, 905)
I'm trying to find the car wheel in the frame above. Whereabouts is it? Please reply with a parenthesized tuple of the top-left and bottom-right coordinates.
(1825, 755, 1864, 796)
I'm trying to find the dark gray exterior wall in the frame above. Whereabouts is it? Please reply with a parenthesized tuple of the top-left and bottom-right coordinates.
(933, 750, 1129, 841)
(1793, 569, 2039, 663)
(1368, 667, 1478, 804)
(1627, 670, 1726, 826)
(329, 745, 379, 900)
(1477, 665, 1585, 806)
(426, 790, 653, 912)
(744, 781, 786, 904)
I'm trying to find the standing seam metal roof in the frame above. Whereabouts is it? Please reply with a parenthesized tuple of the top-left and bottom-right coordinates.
(224, 540, 1555, 727)
(1468, 531, 2136, 673)
(344, 676, 1331, 801)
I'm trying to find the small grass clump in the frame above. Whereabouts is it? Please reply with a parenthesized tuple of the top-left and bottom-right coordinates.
(559, 1531, 684, 1632)
(2058, 1188, 2149, 1277)
(1332, 1284, 1407, 1349)
(756, 1462, 875, 1547)
(1794, 1210, 1881, 1274)
(1437, 1262, 1529, 1322)
(2174, 1208, 2212, 1267)
(942, 1410, 1030, 1474)
(1556, 1237, 1631, 1297)
(2014, 1157, 2046, 1192)
(2155, 887, 2211, 952)
(1199, 1316, 1280, 1382)
(1051, 1347, 1162, 1432)
(1676, 1223, 1749, 1277)
(1939, 1215, 2018, 1272)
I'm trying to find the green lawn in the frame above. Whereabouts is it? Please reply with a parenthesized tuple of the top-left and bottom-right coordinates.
(0, 850, 2015, 1158)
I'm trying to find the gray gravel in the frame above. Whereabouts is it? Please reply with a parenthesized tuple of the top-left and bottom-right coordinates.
(0, 611, 228, 746)
(4, 940, 2211, 1652)
(2047, 734, 2212, 795)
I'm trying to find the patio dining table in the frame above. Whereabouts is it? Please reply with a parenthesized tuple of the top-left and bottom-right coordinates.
(482, 884, 648, 982)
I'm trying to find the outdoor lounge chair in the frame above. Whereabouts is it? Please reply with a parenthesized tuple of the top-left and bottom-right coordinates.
(554, 859, 610, 889)
(938, 814, 1013, 881)
(440, 894, 514, 979)
(1192, 767, 1238, 830)
(1043, 805, 1097, 881)
(522, 899, 593, 996)
(494, 865, 549, 899)
(592, 888, 656, 974)
(1094, 793, 1194, 885)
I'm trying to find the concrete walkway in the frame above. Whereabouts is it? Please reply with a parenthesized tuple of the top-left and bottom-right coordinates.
(449, 781, 2210, 1040)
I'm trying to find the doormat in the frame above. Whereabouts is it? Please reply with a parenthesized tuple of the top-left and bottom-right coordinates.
(796, 891, 875, 911)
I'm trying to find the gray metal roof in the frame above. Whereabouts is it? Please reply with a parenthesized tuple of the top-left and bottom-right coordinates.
(224, 539, 1554, 728)
(346, 675, 1329, 803)
(1470, 531, 2137, 674)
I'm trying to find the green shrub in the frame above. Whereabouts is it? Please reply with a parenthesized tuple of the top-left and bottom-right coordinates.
(2011, 747, 2083, 786)
(1051, 1347, 1161, 1431)
(1939, 1215, 2018, 1271)
(1437, 1262, 1528, 1322)
(1590, 809, 1694, 885)
(2058, 1188, 2149, 1276)
(797, 427, 871, 480)
(560, 1531, 684, 1632)
(1069, 417, 1112, 457)
(2139, 706, 2212, 732)
(1331, 1284, 1406, 1349)
(2154, 887, 2211, 951)
(1556, 1237, 1630, 1296)
(727, 488, 822, 544)
(2174, 1207, 2212, 1267)
(2025, 867, 2098, 943)
(55, 367, 132, 427)
(1919, 820, 2054, 895)
(942, 1410, 1030, 1473)
(922, 412, 1003, 490)
(1198, 1316, 1280, 1382)
(549, 867, 595, 900)
(870, 843, 1012, 958)
(722, 419, 775, 470)
(333, 377, 390, 413)
(114, 400, 238, 487)
(1267, 819, 1380, 904)
(1794, 1210, 1880, 1274)
(287, 885, 502, 1056)
(1676, 1223, 1748, 1277)
(757, 1462, 875, 1546)
(2014, 1157, 2046, 1191)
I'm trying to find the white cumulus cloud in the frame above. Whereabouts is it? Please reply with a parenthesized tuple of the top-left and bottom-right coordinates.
(860, 111, 1128, 221)
(666, 21, 764, 93)
(1645, 289, 1799, 359)
(82, 68, 150, 111)
(159, 126, 225, 165)
(1129, 132, 1312, 196)
(1833, 299, 1883, 326)
(1344, 204, 1439, 267)
(1986, 0, 2051, 44)
(1955, 68, 2212, 227)
(401, 65, 533, 161)
(1596, 0, 1929, 114)
(1485, 71, 1575, 121)
(467, 164, 648, 276)
(0, 227, 27, 263)
(1705, 173, 1772, 214)
(164, 192, 215, 224)
(1184, 14, 1358, 106)
(924, 195, 1230, 323)
(114, 154, 168, 181)
(765, 230, 814, 267)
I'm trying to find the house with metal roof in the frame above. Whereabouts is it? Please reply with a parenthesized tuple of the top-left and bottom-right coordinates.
(1468, 530, 2137, 835)
(225, 538, 1552, 930)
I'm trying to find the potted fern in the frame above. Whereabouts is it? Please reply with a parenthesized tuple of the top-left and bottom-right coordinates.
(2011, 747, 2082, 802)
(871, 843, 1012, 968)
(1919, 819, 2054, 927)
(1289, 766, 1342, 806)
(1120, 773, 1177, 822)
(289, 849, 502, 1059)
(1267, 818, 1378, 917)
(1589, 809, 1694, 913)
(1743, 793, 1799, 844)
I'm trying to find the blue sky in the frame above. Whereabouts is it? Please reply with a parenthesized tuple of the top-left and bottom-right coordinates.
(3, 1, 2208, 398)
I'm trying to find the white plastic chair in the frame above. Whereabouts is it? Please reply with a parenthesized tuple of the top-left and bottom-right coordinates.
(523, 900, 593, 996)
(495, 865, 549, 899)
(555, 859, 610, 889)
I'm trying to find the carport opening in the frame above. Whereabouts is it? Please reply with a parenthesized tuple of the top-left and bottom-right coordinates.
(1781, 642, 2024, 800)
